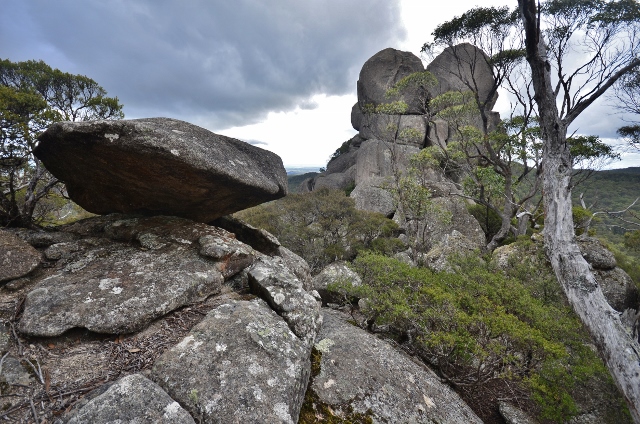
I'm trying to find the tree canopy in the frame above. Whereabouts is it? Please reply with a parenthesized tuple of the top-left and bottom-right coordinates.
(0, 59, 123, 227)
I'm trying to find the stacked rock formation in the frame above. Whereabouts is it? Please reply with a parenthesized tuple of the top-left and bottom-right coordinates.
(302, 45, 495, 266)
(0, 119, 482, 422)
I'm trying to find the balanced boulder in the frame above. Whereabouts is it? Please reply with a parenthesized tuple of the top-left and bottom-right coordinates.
(34, 118, 288, 223)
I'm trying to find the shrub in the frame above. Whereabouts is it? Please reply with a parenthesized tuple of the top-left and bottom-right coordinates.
(336, 251, 622, 422)
(235, 189, 402, 272)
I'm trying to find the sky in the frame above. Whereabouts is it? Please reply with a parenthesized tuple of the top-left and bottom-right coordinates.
(1, 0, 639, 169)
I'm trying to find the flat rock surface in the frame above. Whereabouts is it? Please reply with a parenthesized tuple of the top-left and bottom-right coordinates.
(66, 373, 195, 424)
(150, 299, 310, 424)
(34, 118, 287, 223)
(0, 230, 41, 283)
(311, 309, 483, 423)
(17, 215, 259, 336)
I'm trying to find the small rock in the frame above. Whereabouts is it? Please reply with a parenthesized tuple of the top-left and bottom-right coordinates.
(0, 230, 41, 283)
(499, 401, 538, 424)
(65, 374, 195, 424)
(0, 356, 33, 386)
(312, 262, 362, 304)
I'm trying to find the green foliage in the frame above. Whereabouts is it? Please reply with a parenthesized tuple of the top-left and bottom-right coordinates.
(340, 250, 617, 422)
(362, 101, 408, 115)
(572, 206, 596, 236)
(385, 149, 452, 257)
(617, 125, 640, 150)
(431, 90, 478, 126)
(568, 135, 620, 168)
(624, 230, 640, 251)
(235, 188, 402, 272)
(0, 58, 123, 227)
(429, 6, 519, 46)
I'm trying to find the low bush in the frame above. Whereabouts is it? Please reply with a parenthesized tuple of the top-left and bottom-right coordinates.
(332, 251, 627, 422)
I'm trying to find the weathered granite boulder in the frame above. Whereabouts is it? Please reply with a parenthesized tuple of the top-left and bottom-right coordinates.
(577, 237, 637, 311)
(357, 48, 426, 114)
(428, 118, 450, 148)
(326, 147, 359, 174)
(351, 102, 364, 131)
(423, 229, 481, 272)
(578, 237, 617, 270)
(425, 196, 486, 249)
(359, 113, 428, 146)
(594, 267, 638, 312)
(350, 179, 396, 217)
(34, 118, 287, 223)
(0, 230, 41, 283)
(248, 257, 322, 349)
(354, 139, 420, 186)
(65, 374, 195, 424)
(18, 215, 257, 336)
(308, 309, 482, 423)
(312, 261, 362, 304)
(313, 168, 356, 192)
(427, 43, 497, 111)
(150, 300, 310, 424)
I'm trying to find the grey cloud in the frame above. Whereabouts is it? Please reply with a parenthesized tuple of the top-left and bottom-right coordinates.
(0, 1, 406, 129)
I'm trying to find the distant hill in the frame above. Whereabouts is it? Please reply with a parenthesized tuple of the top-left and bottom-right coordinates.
(573, 167, 640, 238)
(287, 172, 318, 193)
(286, 167, 322, 176)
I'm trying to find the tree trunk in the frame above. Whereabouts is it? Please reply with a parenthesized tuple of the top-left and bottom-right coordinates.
(518, 0, 640, 420)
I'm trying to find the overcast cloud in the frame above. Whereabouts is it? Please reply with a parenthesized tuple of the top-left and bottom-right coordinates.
(1, 0, 405, 128)
(1, 0, 638, 168)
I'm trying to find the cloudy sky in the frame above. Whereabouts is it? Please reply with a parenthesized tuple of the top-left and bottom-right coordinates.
(2, 0, 639, 168)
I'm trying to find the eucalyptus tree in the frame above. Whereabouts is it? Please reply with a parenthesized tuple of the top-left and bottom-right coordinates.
(517, 0, 640, 419)
(0, 59, 123, 227)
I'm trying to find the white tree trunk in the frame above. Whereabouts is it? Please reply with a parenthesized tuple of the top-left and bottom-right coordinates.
(518, 0, 640, 419)
(543, 149, 640, 422)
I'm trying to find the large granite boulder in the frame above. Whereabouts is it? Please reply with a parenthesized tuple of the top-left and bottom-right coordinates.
(359, 113, 428, 146)
(65, 374, 195, 424)
(427, 43, 497, 111)
(350, 178, 396, 217)
(150, 300, 310, 424)
(357, 48, 426, 114)
(0, 230, 41, 283)
(18, 215, 256, 336)
(307, 309, 482, 423)
(354, 139, 420, 186)
(34, 118, 287, 223)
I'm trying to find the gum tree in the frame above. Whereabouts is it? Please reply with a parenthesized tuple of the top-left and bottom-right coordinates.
(0, 59, 123, 227)
(517, 0, 640, 419)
